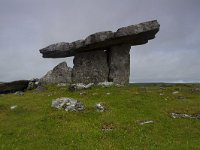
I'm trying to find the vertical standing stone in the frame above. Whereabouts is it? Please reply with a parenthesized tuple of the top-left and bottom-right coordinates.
(72, 50, 109, 84)
(108, 44, 131, 84)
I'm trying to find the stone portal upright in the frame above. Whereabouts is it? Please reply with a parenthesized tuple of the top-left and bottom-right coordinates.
(39, 20, 160, 84)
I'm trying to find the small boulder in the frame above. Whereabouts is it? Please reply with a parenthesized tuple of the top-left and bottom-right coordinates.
(10, 105, 17, 110)
(172, 91, 179, 94)
(96, 103, 105, 112)
(14, 91, 24, 96)
(52, 97, 84, 112)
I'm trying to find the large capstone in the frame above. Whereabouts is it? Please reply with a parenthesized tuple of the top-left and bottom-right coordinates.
(40, 20, 160, 58)
(108, 44, 131, 84)
(40, 61, 72, 85)
(72, 50, 109, 84)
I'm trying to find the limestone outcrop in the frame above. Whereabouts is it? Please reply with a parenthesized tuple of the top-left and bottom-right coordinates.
(0, 80, 29, 94)
(40, 62, 72, 85)
(39, 20, 160, 84)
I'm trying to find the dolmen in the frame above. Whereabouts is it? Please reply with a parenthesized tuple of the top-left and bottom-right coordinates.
(40, 20, 160, 85)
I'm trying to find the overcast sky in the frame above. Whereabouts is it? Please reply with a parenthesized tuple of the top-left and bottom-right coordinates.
(0, 0, 199, 83)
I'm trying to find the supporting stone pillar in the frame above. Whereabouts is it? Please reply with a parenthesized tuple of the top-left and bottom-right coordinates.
(72, 50, 109, 84)
(108, 44, 131, 84)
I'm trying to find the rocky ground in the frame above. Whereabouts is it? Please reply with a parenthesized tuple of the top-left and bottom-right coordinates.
(0, 83, 199, 149)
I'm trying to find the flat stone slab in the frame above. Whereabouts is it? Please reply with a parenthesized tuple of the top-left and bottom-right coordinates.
(40, 20, 160, 58)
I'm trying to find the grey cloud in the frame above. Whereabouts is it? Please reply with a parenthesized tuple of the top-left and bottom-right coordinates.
(0, 0, 199, 82)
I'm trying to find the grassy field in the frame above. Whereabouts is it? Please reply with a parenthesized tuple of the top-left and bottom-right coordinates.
(0, 83, 200, 150)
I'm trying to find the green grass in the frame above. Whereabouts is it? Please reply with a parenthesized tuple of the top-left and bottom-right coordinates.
(0, 84, 200, 150)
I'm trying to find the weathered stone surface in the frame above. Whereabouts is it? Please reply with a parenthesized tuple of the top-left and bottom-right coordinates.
(98, 82, 114, 87)
(40, 20, 160, 58)
(115, 20, 159, 37)
(69, 40, 85, 49)
(14, 91, 24, 96)
(39, 20, 160, 85)
(69, 83, 94, 91)
(170, 113, 200, 119)
(52, 97, 85, 112)
(108, 44, 131, 84)
(27, 78, 39, 90)
(0, 80, 29, 94)
(40, 61, 72, 85)
(72, 50, 109, 84)
(96, 103, 105, 112)
(85, 31, 114, 45)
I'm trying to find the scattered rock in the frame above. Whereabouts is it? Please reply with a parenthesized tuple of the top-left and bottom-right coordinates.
(98, 82, 114, 87)
(52, 97, 84, 112)
(96, 103, 105, 112)
(57, 83, 67, 87)
(115, 84, 124, 87)
(14, 91, 24, 96)
(106, 92, 111, 95)
(176, 96, 187, 100)
(190, 88, 200, 93)
(172, 91, 179, 94)
(69, 83, 94, 91)
(10, 105, 17, 110)
(40, 62, 72, 85)
(80, 92, 86, 96)
(139, 120, 154, 125)
(159, 93, 164, 96)
(170, 113, 200, 119)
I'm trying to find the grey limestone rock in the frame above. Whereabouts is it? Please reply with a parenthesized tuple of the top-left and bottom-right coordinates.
(115, 20, 160, 37)
(72, 50, 109, 84)
(108, 44, 131, 84)
(39, 20, 160, 85)
(69, 83, 94, 91)
(170, 113, 200, 119)
(40, 20, 160, 58)
(69, 40, 85, 49)
(40, 61, 72, 85)
(97, 82, 114, 87)
(52, 97, 84, 112)
(96, 103, 105, 112)
(85, 31, 114, 45)
(27, 78, 39, 90)
(14, 91, 24, 96)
